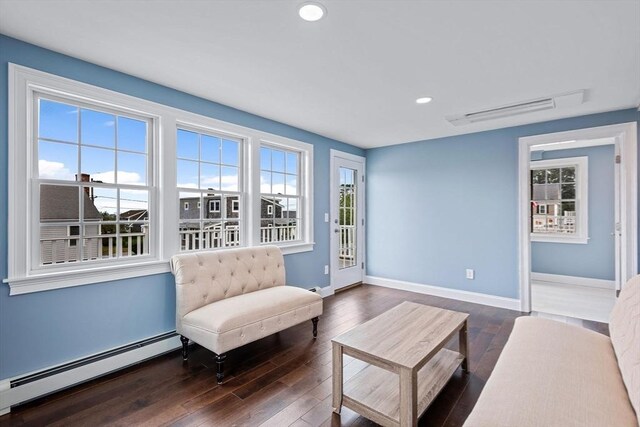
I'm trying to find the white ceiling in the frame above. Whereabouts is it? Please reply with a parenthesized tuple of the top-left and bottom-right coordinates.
(1, 0, 638, 148)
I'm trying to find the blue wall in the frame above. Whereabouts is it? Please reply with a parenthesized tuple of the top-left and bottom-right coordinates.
(531, 146, 615, 279)
(366, 109, 639, 299)
(0, 35, 364, 380)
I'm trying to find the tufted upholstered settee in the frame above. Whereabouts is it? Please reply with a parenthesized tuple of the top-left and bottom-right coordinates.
(464, 274, 639, 426)
(170, 245, 323, 383)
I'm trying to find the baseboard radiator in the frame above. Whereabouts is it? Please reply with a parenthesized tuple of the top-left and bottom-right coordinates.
(0, 332, 180, 415)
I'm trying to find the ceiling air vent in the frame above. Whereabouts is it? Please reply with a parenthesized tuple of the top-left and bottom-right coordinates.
(446, 90, 585, 126)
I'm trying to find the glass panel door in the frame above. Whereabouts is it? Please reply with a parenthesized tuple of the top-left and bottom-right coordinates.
(339, 167, 357, 269)
(330, 152, 365, 291)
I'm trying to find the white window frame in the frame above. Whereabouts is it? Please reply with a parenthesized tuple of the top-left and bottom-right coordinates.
(530, 156, 588, 244)
(256, 139, 313, 251)
(175, 123, 245, 251)
(67, 225, 80, 247)
(209, 199, 220, 213)
(6, 64, 314, 295)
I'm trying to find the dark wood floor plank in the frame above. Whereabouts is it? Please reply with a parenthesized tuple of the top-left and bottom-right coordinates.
(258, 394, 322, 427)
(0, 284, 610, 427)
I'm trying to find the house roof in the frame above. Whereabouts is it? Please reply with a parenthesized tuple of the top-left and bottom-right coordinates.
(120, 209, 148, 221)
(40, 185, 102, 222)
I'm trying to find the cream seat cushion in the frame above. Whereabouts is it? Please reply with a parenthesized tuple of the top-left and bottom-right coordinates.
(181, 286, 322, 355)
(463, 317, 638, 427)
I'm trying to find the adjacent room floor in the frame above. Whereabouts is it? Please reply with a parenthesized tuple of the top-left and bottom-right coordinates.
(0, 284, 607, 427)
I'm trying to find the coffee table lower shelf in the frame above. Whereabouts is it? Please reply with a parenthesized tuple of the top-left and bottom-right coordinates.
(342, 348, 464, 427)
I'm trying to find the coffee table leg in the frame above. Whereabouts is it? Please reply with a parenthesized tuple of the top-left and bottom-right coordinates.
(399, 367, 418, 427)
(460, 320, 469, 372)
(332, 342, 343, 414)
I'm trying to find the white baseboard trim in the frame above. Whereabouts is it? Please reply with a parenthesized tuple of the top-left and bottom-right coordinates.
(364, 275, 521, 311)
(319, 286, 334, 298)
(0, 380, 10, 416)
(0, 334, 180, 414)
(531, 272, 615, 290)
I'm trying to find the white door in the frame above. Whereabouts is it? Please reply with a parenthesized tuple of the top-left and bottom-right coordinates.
(330, 150, 365, 291)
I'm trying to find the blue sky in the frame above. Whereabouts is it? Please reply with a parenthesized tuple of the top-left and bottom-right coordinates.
(38, 99, 148, 184)
(39, 99, 299, 212)
(38, 99, 149, 214)
(176, 128, 240, 191)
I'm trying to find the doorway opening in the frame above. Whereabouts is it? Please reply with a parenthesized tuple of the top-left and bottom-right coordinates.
(518, 123, 637, 322)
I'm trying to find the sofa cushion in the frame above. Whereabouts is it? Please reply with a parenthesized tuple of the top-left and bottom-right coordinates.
(183, 286, 321, 333)
(609, 274, 640, 416)
(464, 317, 638, 427)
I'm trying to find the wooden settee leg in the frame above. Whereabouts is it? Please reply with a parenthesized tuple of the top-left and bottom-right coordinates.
(180, 336, 189, 361)
(312, 317, 319, 338)
(215, 353, 227, 384)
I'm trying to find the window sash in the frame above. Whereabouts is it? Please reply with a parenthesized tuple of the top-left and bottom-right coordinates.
(32, 93, 155, 271)
(529, 157, 588, 242)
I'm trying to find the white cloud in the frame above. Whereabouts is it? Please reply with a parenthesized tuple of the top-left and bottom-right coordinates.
(200, 174, 238, 192)
(259, 175, 297, 195)
(178, 183, 198, 189)
(92, 170, 144, 185)
(39, 160, 74, 180)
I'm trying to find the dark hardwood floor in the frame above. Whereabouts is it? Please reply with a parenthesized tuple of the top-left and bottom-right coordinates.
(0, 284, 608, 427)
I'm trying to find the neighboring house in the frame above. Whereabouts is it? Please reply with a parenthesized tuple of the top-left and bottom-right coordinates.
(177, 195, 298, 248)
(179, 195, 294, 226)
(40, 184, 102, 264)
(120, 209, 149, 233)
(180, 194, 241, 221)
(531, 202, 576, 234)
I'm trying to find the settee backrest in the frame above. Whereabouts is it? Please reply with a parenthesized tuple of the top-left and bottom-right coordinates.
(609, 274, 640, 416)
(170, 245, 286, 318)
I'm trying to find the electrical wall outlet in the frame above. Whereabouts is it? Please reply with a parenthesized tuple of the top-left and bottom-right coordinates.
(324, 213, 329, 222)
(466, 269, 475, 280)
(324, 265, 329, 275)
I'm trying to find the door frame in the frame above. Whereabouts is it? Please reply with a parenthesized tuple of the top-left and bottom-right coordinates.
(518, 122, 637, 312)
(329, 149, 366, 292)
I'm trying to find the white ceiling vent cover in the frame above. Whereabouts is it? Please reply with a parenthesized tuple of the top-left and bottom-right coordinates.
(446, 90, 585, 126)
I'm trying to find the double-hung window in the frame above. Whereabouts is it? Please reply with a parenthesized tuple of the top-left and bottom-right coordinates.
(260, 145, 302, 244)
(530, 156, 588, 243)
(177, 127, 242, 251)
(7, 64, 313, 295)
(36, 96, 153, 267)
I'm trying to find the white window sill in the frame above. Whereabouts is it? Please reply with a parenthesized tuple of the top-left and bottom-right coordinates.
(4, 260, 171, 295)
(276, 241, 315, 255)
(530, 234, 589, 244)
(4, 242, 316, 295)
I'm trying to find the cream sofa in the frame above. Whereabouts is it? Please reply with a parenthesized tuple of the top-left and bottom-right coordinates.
(464, 275, 639, 427)
(170, 245, 323, 383)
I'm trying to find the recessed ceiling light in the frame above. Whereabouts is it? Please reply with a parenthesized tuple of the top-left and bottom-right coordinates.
(416, 97, 433, 104)
(299, 2, 326, 22)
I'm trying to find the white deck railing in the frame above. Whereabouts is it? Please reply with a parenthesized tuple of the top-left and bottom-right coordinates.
(260, 225, 297, 243)
(339, 225, 355, 260)
(179, 224, 298, 251)
(40, 232, 148, 265)
(42, 224, 302, 262)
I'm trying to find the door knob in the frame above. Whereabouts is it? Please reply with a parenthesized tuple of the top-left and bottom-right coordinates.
(334, 229, 340, 233)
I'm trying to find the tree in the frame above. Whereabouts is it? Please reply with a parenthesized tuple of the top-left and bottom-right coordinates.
(339, 185, 354, 225)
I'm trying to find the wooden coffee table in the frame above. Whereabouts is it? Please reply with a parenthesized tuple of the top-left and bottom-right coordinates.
(332, 301, 469, 427)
